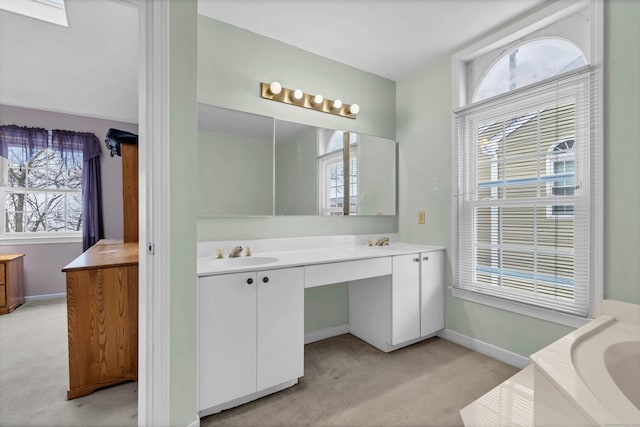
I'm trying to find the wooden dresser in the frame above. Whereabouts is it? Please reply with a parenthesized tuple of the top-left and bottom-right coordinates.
(0, 254, 25, 315)
(62, 240, 139, 400)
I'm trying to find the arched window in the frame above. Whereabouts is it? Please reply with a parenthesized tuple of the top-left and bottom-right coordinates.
(452, 0, 602, 319)
(473, 38, 587, 103)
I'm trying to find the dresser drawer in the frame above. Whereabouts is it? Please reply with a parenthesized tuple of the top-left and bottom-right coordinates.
(0, 263, 5, 284)
(0, 284, 6, 307)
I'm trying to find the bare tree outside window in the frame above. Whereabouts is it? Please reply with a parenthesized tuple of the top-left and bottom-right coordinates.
(4, 148, 82, 233)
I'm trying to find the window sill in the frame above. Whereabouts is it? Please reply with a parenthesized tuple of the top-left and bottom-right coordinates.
(450, 287, 591, 328)
(0, 235, 82, 245)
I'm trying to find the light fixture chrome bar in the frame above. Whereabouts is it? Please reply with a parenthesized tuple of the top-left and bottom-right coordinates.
(260, 82, 359, 119)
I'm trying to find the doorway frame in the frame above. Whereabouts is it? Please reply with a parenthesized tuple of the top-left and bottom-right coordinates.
(135, 0, 173, 425)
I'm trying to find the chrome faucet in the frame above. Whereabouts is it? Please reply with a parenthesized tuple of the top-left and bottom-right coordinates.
(375, 237, 390, 246)
(229, 246, 243, 258)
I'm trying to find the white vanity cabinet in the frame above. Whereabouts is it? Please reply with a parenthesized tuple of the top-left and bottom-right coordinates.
(198, 267, 303, 415)
(391, 254, 421, 345)
(419, 250, 444, 337)
(350, 249, 444, 352)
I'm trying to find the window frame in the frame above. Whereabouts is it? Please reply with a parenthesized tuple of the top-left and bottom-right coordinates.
(451, 0, 603, 326)
(0, 146, 83, 245)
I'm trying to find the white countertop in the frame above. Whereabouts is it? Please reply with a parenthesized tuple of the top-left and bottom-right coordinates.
(197, 243, 444, 277)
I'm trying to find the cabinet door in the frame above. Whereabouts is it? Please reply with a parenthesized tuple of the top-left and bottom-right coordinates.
(257, 267, 304, 391)
(198, 273, 257, 410)
(391, 254, 421, 345)
(420, 250, 444, 337)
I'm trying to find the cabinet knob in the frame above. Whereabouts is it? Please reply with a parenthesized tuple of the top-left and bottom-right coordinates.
(423, 256, 429, 261)
(246, 278, 254, 285)
(262, 277, 269, 283)
(413, 258, 420, 263)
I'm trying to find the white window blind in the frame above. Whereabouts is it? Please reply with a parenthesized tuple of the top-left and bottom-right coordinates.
(454, 68, 599, 317)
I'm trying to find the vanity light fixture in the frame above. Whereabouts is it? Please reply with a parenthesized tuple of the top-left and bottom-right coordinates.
(259, 81, 359, 119)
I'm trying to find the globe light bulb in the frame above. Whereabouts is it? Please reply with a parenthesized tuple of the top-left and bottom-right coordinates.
(269, 81, 282, 95)
(291, 89, 303, 101)
(332, 99, 343, 110)
(349, 103, 360, 115)
(313, 94, 324, 105)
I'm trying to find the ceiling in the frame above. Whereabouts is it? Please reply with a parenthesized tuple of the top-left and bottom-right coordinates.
(0, 0, 544, 124)
(198, 0, 545, 81)
(0, 0, 138, 123)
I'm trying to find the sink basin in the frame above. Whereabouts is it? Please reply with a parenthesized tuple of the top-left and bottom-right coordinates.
(214, 256, 279, 267)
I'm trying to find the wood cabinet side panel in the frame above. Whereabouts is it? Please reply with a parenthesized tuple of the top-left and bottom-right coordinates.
(121, 144, 138, 243)
(66, 265, 138, 396)
(67, 269, 100, 389)
(10, 257, 25, 308)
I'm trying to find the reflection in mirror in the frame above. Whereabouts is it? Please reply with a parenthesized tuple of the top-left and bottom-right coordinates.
(198, 104, 274, 216)
(316, 128, 358, 215)
(356, 134, 397, 215)
(274, 119, 397, 216)
(274, 121, 317, 215)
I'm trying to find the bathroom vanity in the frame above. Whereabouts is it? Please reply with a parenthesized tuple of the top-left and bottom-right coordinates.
(196, 235, 444, 416)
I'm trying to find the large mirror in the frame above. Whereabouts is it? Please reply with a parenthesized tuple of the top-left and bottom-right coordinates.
(197, 105, 396, 217)
(198, 104, 274, 216)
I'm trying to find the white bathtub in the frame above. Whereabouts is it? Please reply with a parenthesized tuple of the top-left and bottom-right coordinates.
(532, 300, 640, 426)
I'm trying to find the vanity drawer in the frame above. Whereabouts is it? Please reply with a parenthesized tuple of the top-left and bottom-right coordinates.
(305, 257, 392, 288)
(0, 284, 6, 307)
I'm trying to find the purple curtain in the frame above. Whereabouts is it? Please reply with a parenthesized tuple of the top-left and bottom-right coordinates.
(51, 130, 103, 251)
(0, 125, 103, 250)
(0, 125, 49, 165)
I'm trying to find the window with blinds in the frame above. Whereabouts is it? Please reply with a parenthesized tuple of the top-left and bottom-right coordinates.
(454, 69, 597, 317)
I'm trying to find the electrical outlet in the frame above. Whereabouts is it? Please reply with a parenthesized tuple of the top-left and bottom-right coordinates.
(418, 211, 426, 224)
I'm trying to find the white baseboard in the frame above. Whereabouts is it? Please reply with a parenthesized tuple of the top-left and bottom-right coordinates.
(438, 328, 531, 369)
(304, 324, 350, 344)
(186, 418, 200, 427)
(24, 292, 66, 302)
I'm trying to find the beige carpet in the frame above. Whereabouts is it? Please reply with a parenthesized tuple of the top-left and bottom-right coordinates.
(202, 334, 519, 427)
(1, 299, 519, 427)
(0, 299, 137, 427)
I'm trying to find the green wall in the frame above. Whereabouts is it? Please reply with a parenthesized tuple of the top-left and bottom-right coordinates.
(396, 0, 640, 358)
(197, 17, 397, 333)
(603, 0, 640, 304)
(169, 0, 198, 425)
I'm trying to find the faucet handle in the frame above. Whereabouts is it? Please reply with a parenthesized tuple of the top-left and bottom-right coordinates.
(216, 248, 224, 259)
(245, 246, 252, 257)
